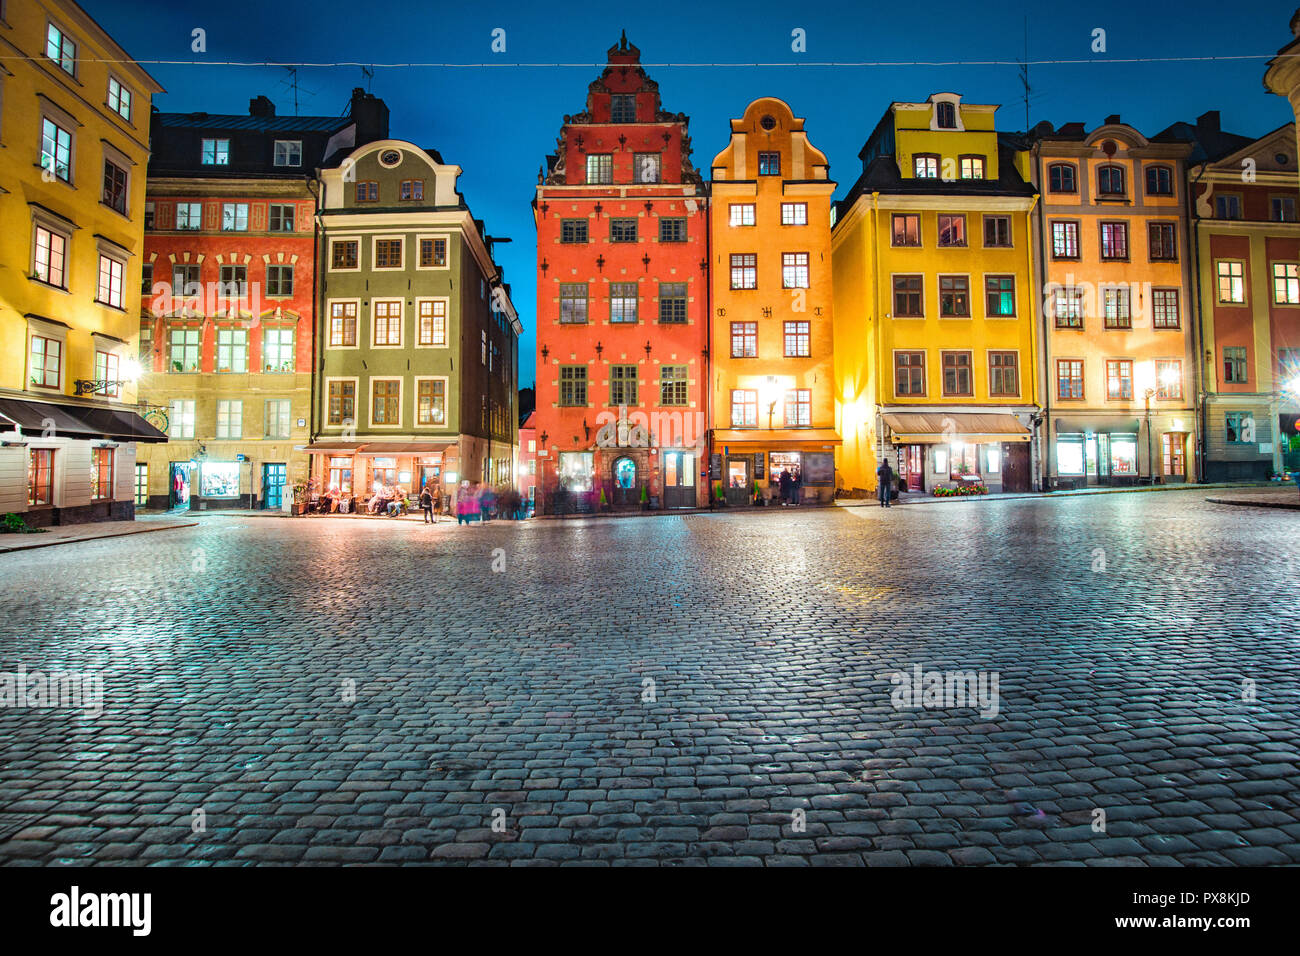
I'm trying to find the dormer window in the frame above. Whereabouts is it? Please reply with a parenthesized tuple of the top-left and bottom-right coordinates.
(1048, 163, 1077, 193)
(960, 155, 985, 180)
(936, 102, 957, 129)
(1097, 164, 1126, 197)
(913, 154, 939, 179)
(610, 94, 636, 124)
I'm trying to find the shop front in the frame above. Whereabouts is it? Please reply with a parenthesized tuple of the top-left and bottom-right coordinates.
(305, 441, 458, 512)
(880, 412, 1033, 495)
(710, 430, 841, 505)
(1053, 417, 1192, 487)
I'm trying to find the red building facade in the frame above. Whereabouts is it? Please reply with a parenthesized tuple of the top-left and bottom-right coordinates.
(533, 34, 709, 512)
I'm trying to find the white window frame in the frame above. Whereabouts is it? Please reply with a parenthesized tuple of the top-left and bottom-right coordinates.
(201, 138, 231, 166)
(169, 399, 196, 439)
(95, 250, 126, 309)
(31, 217, 70, 289)
(263, 398, 292, 439)
(106, 76, 132, 123)
(175, 202, 203, 230)
(414, 297, 450, 349)
(414, 232, 453, 271)
(273, 140, 303, 167)
(27, 316, 67, 392)
(323, 376, 359, 427)
(413, 375, 450, 428)
(780, 203, 807, 226)
(371, 235, 405, 272)
(216, 399, 243, 439)
(328, 235, 362, 272)
(325, 298, 361, 350)
(368, 376, 404, 429)
(729, 204, 756, 227)
(370, 299, 404, 349)
(221, 202, 250, 232)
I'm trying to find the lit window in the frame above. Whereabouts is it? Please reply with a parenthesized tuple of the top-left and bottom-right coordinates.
(781, 253, 809, 289)
(40, 118, 72, 182)
(29, 335, 62, 389)
(46, 23, 76, 74)
(781, 203, 807, 226)
(96, 255, 125, 308)
(33, 225, 67, 287)
(221, 203, 249, 231)
(201, 138, 230, 166)
(730, 204, 755, 227)
(107, 78, 132, 121)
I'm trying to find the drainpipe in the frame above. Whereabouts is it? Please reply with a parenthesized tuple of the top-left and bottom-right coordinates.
(871, 191, 884, 472)
(307, 172, 322, 485)
(703, 184, 713, 511)
(1033, 143, 1052, 491)
(1188, 161, 1208, 482)
(1025, 189, 1043, 491)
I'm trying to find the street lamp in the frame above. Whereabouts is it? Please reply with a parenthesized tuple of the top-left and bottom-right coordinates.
(761, 375, 781, 431)
(74, 356, 141, 396)
(1139, 361, 1180, 484)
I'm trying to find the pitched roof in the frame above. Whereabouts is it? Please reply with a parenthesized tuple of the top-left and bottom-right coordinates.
(154, 112, 353, 134)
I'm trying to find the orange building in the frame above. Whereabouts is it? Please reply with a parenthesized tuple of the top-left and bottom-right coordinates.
(708, 98, 837, 504)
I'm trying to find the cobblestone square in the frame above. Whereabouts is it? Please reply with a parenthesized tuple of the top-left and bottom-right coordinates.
(1, 493, 1298, 866)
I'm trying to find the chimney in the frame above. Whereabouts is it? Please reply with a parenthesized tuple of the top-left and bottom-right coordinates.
(349, 88, 390, 146)
(1197, 110, 1221, 134)
(249, 95, 276, 118)
(1104, 113, 1121, 126)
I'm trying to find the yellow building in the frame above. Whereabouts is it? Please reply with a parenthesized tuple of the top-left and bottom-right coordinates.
(832, 93, 1040, 496)
(0, 0, 165, 525)
(708, 97, 837, 504)
(1030, 118, 1197, 486)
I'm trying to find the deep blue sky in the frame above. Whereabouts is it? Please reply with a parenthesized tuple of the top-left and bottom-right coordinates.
(84, 0, 1300, 388)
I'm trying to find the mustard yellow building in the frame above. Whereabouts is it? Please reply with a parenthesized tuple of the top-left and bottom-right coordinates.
(709, 97, 837, 504)
(1029, 118, 1197, 486)
(0, 0, 165, 525)
(832, 93, 1040, 496)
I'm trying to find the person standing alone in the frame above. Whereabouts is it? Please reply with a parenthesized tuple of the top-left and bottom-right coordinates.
(877, 458, 895, 508)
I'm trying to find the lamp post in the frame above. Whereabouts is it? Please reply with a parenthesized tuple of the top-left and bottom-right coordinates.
(1140, 362, 1180, 484)
(73, 357, 141, 397)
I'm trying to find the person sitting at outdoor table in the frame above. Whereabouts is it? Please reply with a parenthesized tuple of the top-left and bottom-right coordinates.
(387, 487, 406, 516)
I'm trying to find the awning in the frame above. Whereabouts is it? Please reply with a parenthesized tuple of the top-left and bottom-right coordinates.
(882, 412, 1030, 443)
(1054, 419, 1140, 436)
(304, 441, 454, 455)
(712, 428, 842, 445)
(303, 441, 366, 453)
(0, 397, 167, 443)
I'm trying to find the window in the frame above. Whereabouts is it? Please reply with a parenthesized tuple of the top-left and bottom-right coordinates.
(265, 399, 291, 438)
(1100, 221, 1128, 260)
(399, 180, 423, 201)
(169, 328, 200, 372)
(659, 218, 686, 242)
(102, 159, 128, 214)
(960, 155, 985, 179)
(273, 140, 302, 167)
(93, 350, 120, 397)
(730, 253, 757, 290)
(784, 321, 810, 357)
(327, 381, 355, 425)
(892, 214, 920, 247)
(730, 321, 757, 358)
(172, 264, 200, 299)
(634, 153, 660, 183)
(215, 328, 247, 372)
(28, 449, 54, 506)
(1274, 263, 1300, 305)
(610, 94, 636, 123)
(216, 400, 242, 439)
(658, 283, 688, 323)
(989, 351, 1019, 397)
(942, 351, 973, 396)
(1106, 359, 1133, 399)
(1057, 359, 1084, 400)
(610, 218, 637, 242)
(1051, 221, 1079, 259)
(730, 389, 758, 427)
(330, 302, 357, 347)
(610, 365, 638, 406)
(1148, 222, 1177, 261)
(417, 300, 446, 345)
(269, 204, 296, 232)
(263, 328, 295, 371)
(895, 352, 925, 396)
(1215, 194, 1242, 220)
(416, 379, 446, 425)
(660, 365, 688, 406)
(31, 334, 63, 388)
(374, 238, 402, 268)
(933, 274, 969, 318)
(33, 225, 67, 287)
(610, 282, 638, 323)
(937, 215, 966, 247)
(218, 264, 247, 297)
(894, 275, 923, 317)
(221, 203, 249, 231)
(781, 203, 807, 226)
(134, 463, 148, 507)
(175, 202, 202, 230)
(559, 283, 588, 324)
(1097, 164, 1126, 196)
(169, 399, 195, 438)
(983, 215, 1011, 248)
(1145, 165, 1173, 196)
(144, 202, 155, 229)
(1225, 411, 1252, 443)
(559, 366, 587, 406)
(1217, 260, 1245, 303)
(1053, 287, 1084, 328)
(1272, 196, 1297, 222)
(1156, 360, 1183, 400)
(1048, 163, 1077, 193)
(985, 276, 1016, 317)
(1281, 348, 1300, 377)
(355, 181, 378, 203)
(561, 219, 588, 243)
(372, 300, 402, 347)
(40, 118, 72, 182)
(586, 154, 613, 184)
(141, 264, 153, 295)
(419, 237, 447, 267)
(784, 389, 811, 427)
(1102, 286, 1131, 329)
(1223, 346, 1248, 384)
(201, 138, 230, 166)
(730, 204, 756, 227)
(1152, 288, 1180, 328)
(266, 264, 294, 297)
(913, 154, 939, 178)
(758, 151, 780, 175)
(46, 23, 76, 74)
(782, 252, 809, 289)
(936, 101, 957, 129)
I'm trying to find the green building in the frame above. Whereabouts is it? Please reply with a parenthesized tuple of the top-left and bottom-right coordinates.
(308, 139, 521, 504)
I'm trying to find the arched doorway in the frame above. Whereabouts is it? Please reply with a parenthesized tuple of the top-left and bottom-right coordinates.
(611, 456, 637, 507)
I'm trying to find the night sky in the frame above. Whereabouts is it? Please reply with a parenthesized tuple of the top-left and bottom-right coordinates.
(82, 0, 1300, 389)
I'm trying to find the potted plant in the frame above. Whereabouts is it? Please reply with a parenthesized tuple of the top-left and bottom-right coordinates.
(639, 484, 649, 511)
(752, 480, 764, 506)
(291, 479, 311, 515)
(714, 481, 726, 506)
(599, 486, 611, 512)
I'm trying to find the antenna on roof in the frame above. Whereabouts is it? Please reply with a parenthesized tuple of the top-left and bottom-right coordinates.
(1019, 17, 1030, 130)
(280, 67, 317, 116)
(361, 65, 374, 93)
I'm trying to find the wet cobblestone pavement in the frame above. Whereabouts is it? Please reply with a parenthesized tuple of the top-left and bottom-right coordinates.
(1, 493, 1298, 866)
